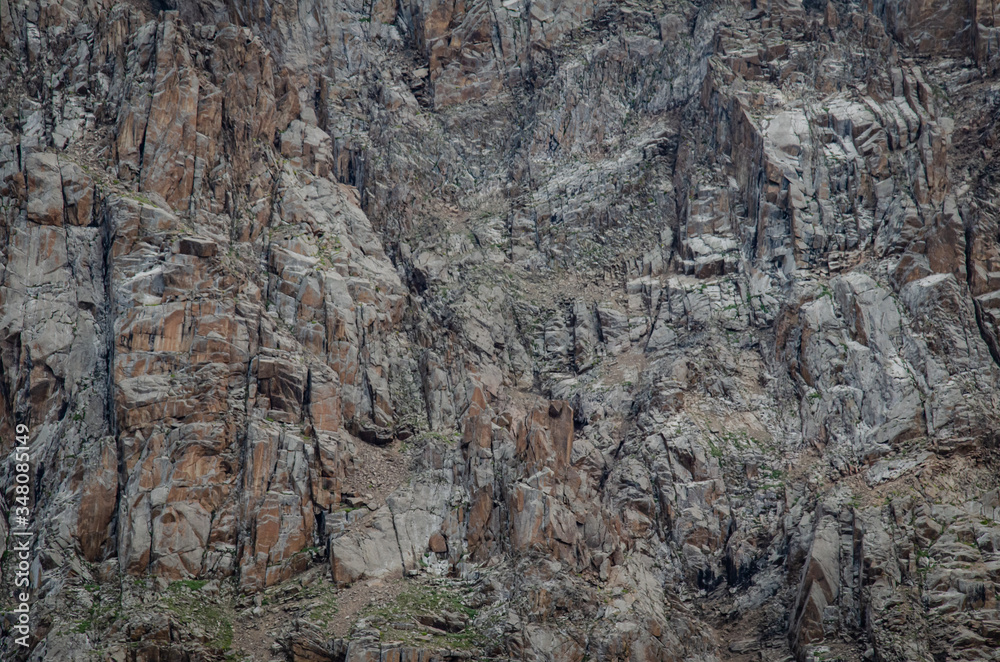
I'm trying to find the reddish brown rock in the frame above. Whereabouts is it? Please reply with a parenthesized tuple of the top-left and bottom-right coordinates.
(77, 437, 119, 561)
(59, 162, 93, 226)
(25, 152, 63, 225)
(175, 237, 217, 257)
(138, 14, 199, 211)
(517, 400, 574, 474)
(428, 532, 448, 553)
(307, 364, 342, 434)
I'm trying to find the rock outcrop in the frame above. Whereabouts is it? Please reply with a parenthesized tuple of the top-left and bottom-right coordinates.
(3, 1, 1000, 661)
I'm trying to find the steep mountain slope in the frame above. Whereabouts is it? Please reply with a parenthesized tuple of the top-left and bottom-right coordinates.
(2, 1, 1000, 661)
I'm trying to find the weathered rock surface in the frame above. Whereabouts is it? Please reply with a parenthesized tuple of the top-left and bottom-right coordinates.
(3, 1, 1000, 661)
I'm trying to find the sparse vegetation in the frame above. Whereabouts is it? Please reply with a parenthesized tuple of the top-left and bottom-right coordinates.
(164, 581, 233, 651)
(360, 582, 484, 650)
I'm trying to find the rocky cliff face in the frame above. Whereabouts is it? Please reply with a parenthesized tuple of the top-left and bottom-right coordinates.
(2, 0, 1000, 661)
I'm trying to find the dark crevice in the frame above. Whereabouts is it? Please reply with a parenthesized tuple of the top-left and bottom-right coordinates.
(965, 221, 1000, 368)
(98, 192, 126, 565)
